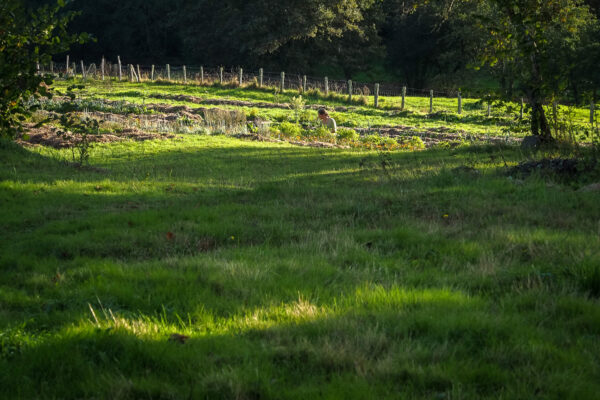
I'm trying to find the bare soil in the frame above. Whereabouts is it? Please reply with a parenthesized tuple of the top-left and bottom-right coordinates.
(18, 123, 177, 149)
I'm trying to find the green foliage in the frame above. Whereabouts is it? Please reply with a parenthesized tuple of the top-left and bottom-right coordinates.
(289, 95, 306, 123)
(56, 113, 101, 165)
(337, 127, 360, 142)
(278, 121, 303, 139)
(473, 0, 597, 138)
(400, 135, 426, 150)
(247, 108, 259, 120)
(0, 0, 88, 138)
(310, 125, 337, 142)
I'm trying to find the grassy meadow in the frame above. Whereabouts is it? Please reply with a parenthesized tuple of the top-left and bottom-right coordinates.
(1, 79, 600, 399)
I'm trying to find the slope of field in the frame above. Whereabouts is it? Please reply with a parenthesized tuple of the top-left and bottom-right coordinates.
(2, 121, 600, 399)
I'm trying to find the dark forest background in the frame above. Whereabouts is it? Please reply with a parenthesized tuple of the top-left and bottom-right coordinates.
(23, 0, 600, 99)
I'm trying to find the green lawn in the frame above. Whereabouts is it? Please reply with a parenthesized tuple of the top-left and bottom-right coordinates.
(1, 132, 600, 399)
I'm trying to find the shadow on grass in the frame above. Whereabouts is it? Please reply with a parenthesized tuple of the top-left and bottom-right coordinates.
(2, 143, 599, 317)
(2, 284, 600, 399)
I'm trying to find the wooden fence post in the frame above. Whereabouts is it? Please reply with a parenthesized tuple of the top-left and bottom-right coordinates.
(183, 66, 187, 83)
(303, 75, 307, 93)
(429, 90, 433, 113)
(101, 57, 105, 80)
(520, 98, 524, 119)
(151, 65, 155, 81)
(72, 62, 77, 78)
(117, 56, 122, 81)
(458, 91, 462, 115)
(66, 55, 69, 76)
(324, 77, 329, 96)
(129, 64, 134, 82)
(259, 68, 263, 87)
(239, 68, 243, 86)
(401, 86, 406, 110)
(219, 67, 223, 84)
(200, 66, 204, 84)
(348, 80, 353, 102)
(280, 71, 285, 91)
(166, 64, 171, 81)
(136, 65, 141, 82)
(374, 83, 380, 108)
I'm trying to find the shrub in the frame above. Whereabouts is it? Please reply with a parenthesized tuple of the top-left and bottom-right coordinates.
(400, 136, 426, 150)
(247, 108, 259, 120)
(290, 95, 306, 122)
(268, 126, 281, 138)
(360, 134, 381, 149)
(312, 126, 336, 142)
(337, 127, 359, 143)
(379, 137, 398, 149)
(278, 121, 302, 138)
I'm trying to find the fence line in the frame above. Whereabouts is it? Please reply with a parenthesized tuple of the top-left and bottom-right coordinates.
(40, 59, 598, 120)
(42, 61, 465, 98)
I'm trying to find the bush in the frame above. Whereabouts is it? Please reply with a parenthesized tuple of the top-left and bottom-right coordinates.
(290, 95, 305, 122)
(400, 136, 426, 150)
(278, 121, 302, 138)
(359, 134, 400, 150)
(247, 108, 259, 120)
(311, 126, 336, 142)
(337, 127, 359, 143)
(360, 134, 381, 148)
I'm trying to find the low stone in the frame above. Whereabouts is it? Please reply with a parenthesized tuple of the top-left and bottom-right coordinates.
(578, 183, 600, 192)
(521, 135, 542, 151)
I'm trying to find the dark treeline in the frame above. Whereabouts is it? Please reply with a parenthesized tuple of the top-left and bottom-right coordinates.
(25, 0, 600, 100)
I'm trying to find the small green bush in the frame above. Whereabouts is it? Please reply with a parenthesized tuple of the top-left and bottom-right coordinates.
(247, 108, 259, 120)
(360, 134, 381, 147)
(401, 136, 426, 150)
(278, 121, 302, 138)
(337, 127, 359, 143)
(268, 126, 280, 137)
(312, 126, 336, 142)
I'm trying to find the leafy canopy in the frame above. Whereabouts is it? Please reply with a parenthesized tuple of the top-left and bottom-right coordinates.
(0, 0, 88, 137)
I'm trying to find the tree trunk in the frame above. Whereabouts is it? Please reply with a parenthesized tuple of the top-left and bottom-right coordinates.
(529, 53, 552, 141)
(569, 71, 580, 105)
(530, 101, 552, 141)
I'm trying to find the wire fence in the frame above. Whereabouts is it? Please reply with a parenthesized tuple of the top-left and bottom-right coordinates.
(42, 61, 463, 97)
(39, 59, 596, 124)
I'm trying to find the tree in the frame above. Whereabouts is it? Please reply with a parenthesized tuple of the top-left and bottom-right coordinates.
(178, 0, 381, 72)
(475, 0, 596, 140)
(0, 0, 87, 138)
